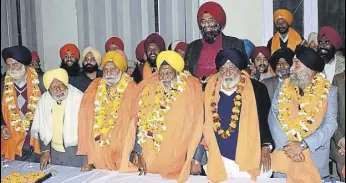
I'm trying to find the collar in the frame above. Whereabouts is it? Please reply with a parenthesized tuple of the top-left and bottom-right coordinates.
(280, 32, 289, 43)
(220, 86, 237, 96)
(13, 75, 27, 88)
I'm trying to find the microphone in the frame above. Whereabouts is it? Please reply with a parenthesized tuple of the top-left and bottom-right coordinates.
(35, 170, 57, 183)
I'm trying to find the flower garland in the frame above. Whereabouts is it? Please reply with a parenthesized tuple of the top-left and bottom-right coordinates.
(278, 73, 331, 141)
(211, 74, 245, 139)
(137, 72, 188, 152)
(4, 67, 41, 132)
(93, 74, 132, 147)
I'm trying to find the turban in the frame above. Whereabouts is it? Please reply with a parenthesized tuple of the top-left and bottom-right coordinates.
(168, 41, 182, 51)
(243, 39, 255, 59)
(136, 40, 145, 62)
(43, 68, 68, 89)
(295, 45, 324, 72)
(270, 48, 294, 72)
(198, 2, 226, 29)
(59, 44, 80, 60)
(319, 26, 342, 49)
(105, 37, 124, 51)
(174, 42, 188, 52)
(100, 51, 127, 72)
(2, 45, 32, 66)
(156, 51, 184, 73)
(308, 32, 318, 44)
(31, 51, 40, 63)
(215, 48, 248, 71)
(81, 46, 102, 67)
(144, 33, 166, 54)
(251, 46, 271, 61)
(273, 9, 293, 25)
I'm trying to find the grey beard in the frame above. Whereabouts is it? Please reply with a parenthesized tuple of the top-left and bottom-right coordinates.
(276, 68, 290, 79)
(290, 72, 310, 89)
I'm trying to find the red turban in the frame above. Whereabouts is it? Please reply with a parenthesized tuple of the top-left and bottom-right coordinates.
(31, 51, 40, 63)
(105, 37, 124, 51)
(136, 40, 145, 62)
(59, 44, 80, 60)
(174, 42, 188, 52)
(144, 33, 166, 54)
(198, 2, 226, 29)
(251, 46, 271, 61)
(319, 26, 342, 49)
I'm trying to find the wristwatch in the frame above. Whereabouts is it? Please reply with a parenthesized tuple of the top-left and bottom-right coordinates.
(300, 140, 308, 149)
(192, 160, 200, 165)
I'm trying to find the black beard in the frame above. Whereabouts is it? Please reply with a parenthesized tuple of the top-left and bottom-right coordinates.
(319, 47, 336, 64)
(83, 64, 98, 73)
(60, 61, 81, 77)
(200, 24, 222, 44)
(147, 56, 157, 67)
(276, 27, 289, 34)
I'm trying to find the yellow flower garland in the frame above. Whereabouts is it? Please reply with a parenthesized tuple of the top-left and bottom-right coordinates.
(211, 74, 245, 139)
(93, 73, 132, 147)
(4, 67, 41, 132)
(137, 72, 188, 152)
(278, 73, 331, 141)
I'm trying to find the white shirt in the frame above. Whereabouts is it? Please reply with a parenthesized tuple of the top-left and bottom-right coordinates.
(324, 60, 336, 83)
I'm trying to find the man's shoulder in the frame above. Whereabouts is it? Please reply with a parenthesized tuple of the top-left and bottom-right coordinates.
(223, 35, 243, 43)
(250, 78, 267, 89)
(334, 72, 344, 82)
(188, 39, 203, 47)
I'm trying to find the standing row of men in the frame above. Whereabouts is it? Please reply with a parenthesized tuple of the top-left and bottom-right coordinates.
(1, 1, 345, 182)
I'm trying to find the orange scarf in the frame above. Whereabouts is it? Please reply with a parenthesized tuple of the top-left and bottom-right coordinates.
(1, 67, 41, 160)
(203, 71, 261, 183)
(271, 27, 302, 55)
(143, 61, 153, 80)
(271, 81, 327, 183)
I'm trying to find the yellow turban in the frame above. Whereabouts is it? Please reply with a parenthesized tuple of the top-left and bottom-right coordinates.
(100, 51, 127, 72)
(80, 46, 102, 67)
(273, 9, 293, 25)
(43, 68, 68, 89)
(156, 51, 184, 73)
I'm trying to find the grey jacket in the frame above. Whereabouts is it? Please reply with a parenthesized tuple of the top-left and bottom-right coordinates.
(269, 85, 338, 178)
(330, 73, 345, 164)
(262, 76, 281, 102)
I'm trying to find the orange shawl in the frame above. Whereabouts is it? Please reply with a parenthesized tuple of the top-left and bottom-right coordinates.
(203, 71, 261, 183)
(77, 78, 137, 171)
(271, 80, 328, 183)
(271, 28, 302, 55)
(123, 72, 203, 182)
(1, 67, 41, 160)
(143, 61, 153, 80)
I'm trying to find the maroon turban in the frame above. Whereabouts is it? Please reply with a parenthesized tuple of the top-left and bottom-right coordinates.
(319, 26, 342, 49)
(251, 46, 271, 61)
(174, 42, 188, 52)
(136, 40, 145, 62)
(144, 33, 166, 54)
(198, 2, 226, 29)
(105, 37, 124, 51)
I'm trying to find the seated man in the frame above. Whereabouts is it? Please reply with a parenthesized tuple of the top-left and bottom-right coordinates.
(31, 68, 89, 170)
(200, 48, 274, 182)
(269, 46, 338, 182)
(77, 51, 137, 171)
(129, 51, 203, 182)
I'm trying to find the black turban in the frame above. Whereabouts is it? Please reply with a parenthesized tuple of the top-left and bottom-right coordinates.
(270, 48, 295, 72)
(2, 45, 32, 66)
(215, 48, 248, 71)
(295, 45, 324, 72)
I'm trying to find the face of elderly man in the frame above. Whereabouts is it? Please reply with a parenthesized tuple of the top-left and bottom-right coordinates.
(6, 57, 26, 81)
(158, 64, 178, 90)
(49, 79, 68, 102)
(103, 61, 122, 86)
(219, 61, 241, 91)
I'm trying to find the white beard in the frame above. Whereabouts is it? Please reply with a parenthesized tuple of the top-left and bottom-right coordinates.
(104, 73, 122, 86)
(8, 66, 26, 81)
(222, 75, 240, 91)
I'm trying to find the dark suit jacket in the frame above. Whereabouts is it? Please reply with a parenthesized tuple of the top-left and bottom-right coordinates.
(184, 33, 246, 77)
(262, 76, 281, 102)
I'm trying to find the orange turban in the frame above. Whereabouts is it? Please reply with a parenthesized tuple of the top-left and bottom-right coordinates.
(273, 9, 293, 25)
(59, 44, 80, 60)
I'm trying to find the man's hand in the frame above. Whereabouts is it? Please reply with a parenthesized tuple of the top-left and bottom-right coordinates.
(284, 141, 304, 159)
(190, 160, 202, 175)
(339, 138, 345, 150)
(1, 126, 11, 140)
(40, 151, 51, 170)
(339, 148, 345, 156)
(137, 154, 147, 176)
(261, 146, 271, 172)
(80, 164, 94, 172)
(291, 153, 305, 162)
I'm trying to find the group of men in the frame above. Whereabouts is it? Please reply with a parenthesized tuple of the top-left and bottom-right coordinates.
(1, 1, 345, 183)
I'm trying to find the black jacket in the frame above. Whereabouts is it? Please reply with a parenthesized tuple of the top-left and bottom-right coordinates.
(184, 33, 246, 77)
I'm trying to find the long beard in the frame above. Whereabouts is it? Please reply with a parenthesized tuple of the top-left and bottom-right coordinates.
(83, 64, 98, 73)
(319, 47, 336, 64)
(200, 24, 222, 44)
(276, 68, 290, 79)
(222, 75, 240, 91)
(290, 72, 310, 89)
(8, 66, 26, 80)
(60, 61, 81, 77)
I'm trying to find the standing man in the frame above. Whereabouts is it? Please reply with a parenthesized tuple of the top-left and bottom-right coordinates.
(269, 46, 338, 181)
(168, 41, 188, 59)
(267, 9, 302, 54)
(1, 45, 45, 161)
(199, 49, 274, 182)
(251, 46, 275, 81)
(262, 48, 295, 101)
(31, 68, 90, 171)
(30, 51, 44, 75)
(130, 51, 203, 182)
(80, 46, 103, 81)
(105, 37, 124, 52)
(318, 26, 345, 83)
(330, 72, 345, 181)
(185, 1, 245, 80)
